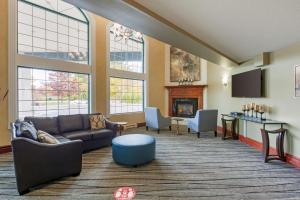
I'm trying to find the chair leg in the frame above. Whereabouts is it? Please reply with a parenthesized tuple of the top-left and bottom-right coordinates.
(146, 126, 148, 131)
(214, 130, 217, 137)
(157, 129, 160, 134)
(169, 125, 172, 131)
(188, 128, 190, 133)
(197, 132, 200, 138)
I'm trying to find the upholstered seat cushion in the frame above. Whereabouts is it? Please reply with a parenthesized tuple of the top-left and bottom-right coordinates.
(81, 114, 91, 130)
(112, 134, 156, 166)
(62, 131, 92, 141)
(58, 115, 83, 133)
(25, 117, 60, 135)
(54, 135, 71, 143)
(91, 129, 113, 140)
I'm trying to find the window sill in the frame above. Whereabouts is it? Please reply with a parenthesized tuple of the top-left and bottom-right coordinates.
(108, 111, 144, 117)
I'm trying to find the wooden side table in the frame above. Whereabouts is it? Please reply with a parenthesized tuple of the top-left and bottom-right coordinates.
(260, 128, 287, 163)
(115, 122, 128, 136)
(172, 118, 184, 135)
(221, 117, 238, 140)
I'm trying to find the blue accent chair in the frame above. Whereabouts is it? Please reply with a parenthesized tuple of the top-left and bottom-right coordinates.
(145, 107, 171, 133)
(187, 109, 218, 138)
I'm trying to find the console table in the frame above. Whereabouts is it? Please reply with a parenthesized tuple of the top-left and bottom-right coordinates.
(221, 114, 287, 163)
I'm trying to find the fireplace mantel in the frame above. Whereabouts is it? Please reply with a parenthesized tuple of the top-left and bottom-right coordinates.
(165, 85, 207, 89)
(165, 85, 207, 117)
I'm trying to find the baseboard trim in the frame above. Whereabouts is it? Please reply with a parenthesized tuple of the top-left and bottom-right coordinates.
(217, 126, 300, 168)
(239, 135, 277, 155)
(0, 145, 12, 154)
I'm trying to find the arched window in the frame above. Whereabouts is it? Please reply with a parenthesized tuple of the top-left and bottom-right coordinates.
(109, 23, 145, 114)
(14, 0, 91, 120)
(18, 0, 89, 64)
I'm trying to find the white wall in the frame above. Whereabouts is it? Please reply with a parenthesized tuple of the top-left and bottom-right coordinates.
(207, 42, 300, 158)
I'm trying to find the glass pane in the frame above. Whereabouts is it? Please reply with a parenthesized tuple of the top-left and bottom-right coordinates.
(26, 0, 87, 22)
(109, 31, 144, 73)
(110, 77, 144, 114)
(18, 67, 90, 119)
(17, 0, 89, 64)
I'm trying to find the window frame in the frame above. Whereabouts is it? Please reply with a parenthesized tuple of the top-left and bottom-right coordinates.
(107, 23, 147, 115)
(8, 0, 95, 123)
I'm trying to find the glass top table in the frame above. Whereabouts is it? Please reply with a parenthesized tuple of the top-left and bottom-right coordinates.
(221, 113, 287, 129)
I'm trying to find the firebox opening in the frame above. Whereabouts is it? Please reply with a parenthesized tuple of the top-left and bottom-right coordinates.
(172, 98, 198, 118)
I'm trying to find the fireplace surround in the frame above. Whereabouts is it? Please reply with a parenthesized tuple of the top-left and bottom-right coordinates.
(165, 85, 206, 118)
(172, 98, 198, 118)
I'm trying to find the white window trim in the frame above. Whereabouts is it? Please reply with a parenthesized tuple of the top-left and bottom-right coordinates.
(8, 0, 96, 125)
(106, 22, 148, 116)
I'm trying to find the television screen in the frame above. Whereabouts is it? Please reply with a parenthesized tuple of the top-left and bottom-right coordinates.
(232, 69, 262, 97)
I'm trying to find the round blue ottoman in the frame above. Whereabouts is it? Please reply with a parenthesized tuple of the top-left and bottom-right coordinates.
(112, 134, 155, 166)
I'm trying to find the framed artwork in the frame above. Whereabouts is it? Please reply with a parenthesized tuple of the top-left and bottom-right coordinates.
(295, 65, 300, 97)
(170, 46, 201, 82)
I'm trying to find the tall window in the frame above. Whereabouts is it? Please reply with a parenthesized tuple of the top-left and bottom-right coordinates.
(15, 0, 90, 119)
(109, 24, 145, 114)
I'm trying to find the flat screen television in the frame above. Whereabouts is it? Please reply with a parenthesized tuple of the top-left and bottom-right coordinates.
(232, 69, 263, 97)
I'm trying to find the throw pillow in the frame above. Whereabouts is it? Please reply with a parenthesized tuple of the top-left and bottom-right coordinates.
(17, 121, 38, 140)
(37, 130, 60, 144)
(89, 114, 106, 130)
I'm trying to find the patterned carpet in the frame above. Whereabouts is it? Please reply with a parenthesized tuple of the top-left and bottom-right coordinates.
(1, 127, 300, 200)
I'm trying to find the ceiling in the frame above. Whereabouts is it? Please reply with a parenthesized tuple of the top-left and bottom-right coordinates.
(64, 0, 238, 67)
(135, 0, 300, 62)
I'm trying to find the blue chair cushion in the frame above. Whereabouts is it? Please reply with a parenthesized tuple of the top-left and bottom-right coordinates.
(112, 134, 155, 166)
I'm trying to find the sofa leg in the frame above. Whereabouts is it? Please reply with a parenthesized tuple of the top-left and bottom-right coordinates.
(197, 132, 200, 138)
(169, 125, 172, 131)
(146, 126, 148, 131)
(214, 130, 217, 137)
(188, 128, 190, 133)
(157, 129, 160, 134)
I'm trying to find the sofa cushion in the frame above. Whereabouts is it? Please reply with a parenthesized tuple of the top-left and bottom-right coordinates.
(81, 113, 102, 130)
(91, 129, 113, 140)
(25, 117, 60, 135)
(90, 114, 106, 130)
(16, 121, 38, 140)
(81, 114, 91, 130)
(58, 114, 83, 133)
(37, 130, 60, 144)
(62, 130, 92, 141)
(54, 135, 71, 143)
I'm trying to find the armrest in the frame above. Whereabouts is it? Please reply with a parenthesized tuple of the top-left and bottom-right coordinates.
(11, 138, 83, 193)
(12, 137, 83, 156)
(105, 119, 118, 136)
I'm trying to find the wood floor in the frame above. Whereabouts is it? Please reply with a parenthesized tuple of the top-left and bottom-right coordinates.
(1, 128, 300, 200)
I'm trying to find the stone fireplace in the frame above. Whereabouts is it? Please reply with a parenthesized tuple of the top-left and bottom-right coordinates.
(165, 85, 206, 118)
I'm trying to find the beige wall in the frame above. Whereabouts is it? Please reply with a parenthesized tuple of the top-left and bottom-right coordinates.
(207, 43, 300, 158)
(147, 37, 166, 114)
(0, 5, 166, 147)
(0, 0, 9, 147)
